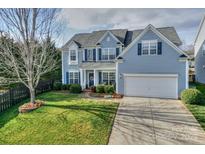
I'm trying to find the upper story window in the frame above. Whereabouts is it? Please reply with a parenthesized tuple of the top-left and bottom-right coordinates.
(102, 48, 116, 60)
(87, 49, 93, 61)
(106, 36, 110, 42)
(142, 40, 157, 55)
(69, 50, 78, 64)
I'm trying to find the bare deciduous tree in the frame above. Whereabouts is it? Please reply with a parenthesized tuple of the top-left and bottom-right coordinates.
(0, 8, 60, 104)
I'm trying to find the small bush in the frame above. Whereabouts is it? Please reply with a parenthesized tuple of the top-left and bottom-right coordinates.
(53, 82, 62, 90)
(61, 84, 71, 90)
(181, 89, 204, 105)
(104, 85, 115, 94)
(196, 83, 205, 94)
(96, 84, 105, 93)
(70, 84, 82, 93)
(61, 84, 67, 90)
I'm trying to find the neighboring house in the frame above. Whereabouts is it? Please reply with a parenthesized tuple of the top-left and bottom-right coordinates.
(62, 24, 189, 99)
(184, 48, 195, 82)
(194, 15, 205, 84)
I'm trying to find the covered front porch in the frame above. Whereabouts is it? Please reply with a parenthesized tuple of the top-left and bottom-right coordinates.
(79, 62, 116, 89)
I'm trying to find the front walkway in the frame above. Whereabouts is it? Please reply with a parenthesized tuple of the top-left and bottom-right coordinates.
(109, 97, 205, 144)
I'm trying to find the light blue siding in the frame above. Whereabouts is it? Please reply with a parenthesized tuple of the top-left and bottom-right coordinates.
(62, 33, 122, 84)
(100, 33, 119, 48)
(117, 30, 187, 96)
(62, 50, 83, 84)
(195, 41, 205, 83)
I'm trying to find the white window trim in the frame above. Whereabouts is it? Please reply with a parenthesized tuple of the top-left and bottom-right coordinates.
(69, 50, 78, 65)
(69, 71, 79, 84)
(141, 40, 158, 56)
(101, 71, 116, 84)
(101, 48, 116, 61)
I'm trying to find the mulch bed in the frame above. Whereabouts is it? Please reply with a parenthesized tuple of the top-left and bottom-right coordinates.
(19, 100, 44, 113)
(88, 92, 123, 99)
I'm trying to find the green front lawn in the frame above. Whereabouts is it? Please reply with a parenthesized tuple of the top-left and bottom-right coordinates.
(0, 91, 118, 144)
(186, 104, 205, 130)
(185, 82, 205, 130)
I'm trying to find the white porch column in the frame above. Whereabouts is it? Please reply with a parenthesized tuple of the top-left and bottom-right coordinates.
(83, 69, 86, 88)
(80, 69, 83, 88)
(94, 69, 98, 86)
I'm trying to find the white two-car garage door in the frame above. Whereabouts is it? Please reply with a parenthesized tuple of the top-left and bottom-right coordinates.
(124, 74, 178, 99)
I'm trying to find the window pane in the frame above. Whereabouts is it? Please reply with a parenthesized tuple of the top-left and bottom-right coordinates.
(109, 72, 115, 85)
(102, 72, 109, 84)
(142, 43, 149, 55)
(69, 72, 79, 84)
(102, 49, 109, 60)
(70, 50, 76, 61)
(109, 48, 116, 60)
(150, 42, 157, 55)
(87, 49, 93, 61)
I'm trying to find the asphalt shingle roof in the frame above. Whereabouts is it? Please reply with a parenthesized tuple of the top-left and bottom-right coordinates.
(62, 26, 182, 49)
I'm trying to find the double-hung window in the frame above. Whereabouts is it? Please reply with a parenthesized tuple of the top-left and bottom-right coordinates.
(87, 49, 93, 61)
(142, 40, 157, 55)
(69, 50, 77, 64)
(69, 71, 79, 84)
(101, 48, 116, 60)
(102, 72, 116, 85)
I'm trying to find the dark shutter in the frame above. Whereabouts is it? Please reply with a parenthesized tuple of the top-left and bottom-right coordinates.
(157, 42, 162, 55)
(93, 49, 96, 61)
(116, 47, 120, 57)
(84, 49, 87, 61)
(66, 72, 69, 84)
(78, 72, 80, 84)
(138, 43, 142, 55)
(98, 48, 102, 60)
(99, 72, 102, 84)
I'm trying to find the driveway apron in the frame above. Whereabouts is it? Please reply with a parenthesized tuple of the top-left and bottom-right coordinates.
(108, 97, 205, 145)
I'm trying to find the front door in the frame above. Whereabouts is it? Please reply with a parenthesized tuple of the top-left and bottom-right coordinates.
(88, 72, 94, 87)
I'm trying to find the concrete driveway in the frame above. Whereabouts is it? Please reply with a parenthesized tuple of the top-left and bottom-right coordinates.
(109, 97, 205, 145)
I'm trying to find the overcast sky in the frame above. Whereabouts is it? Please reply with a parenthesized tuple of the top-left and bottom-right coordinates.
(58, 8, 205, 47)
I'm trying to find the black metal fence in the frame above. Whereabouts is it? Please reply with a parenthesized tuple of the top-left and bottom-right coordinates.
(0, 80, 54, 113)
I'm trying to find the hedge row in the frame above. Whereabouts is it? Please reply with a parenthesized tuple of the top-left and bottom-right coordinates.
(96, 84, 115, 94)
(53, 82, 81, 93)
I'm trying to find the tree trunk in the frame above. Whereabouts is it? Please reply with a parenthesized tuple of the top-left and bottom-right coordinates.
(30, 88, 36, 104)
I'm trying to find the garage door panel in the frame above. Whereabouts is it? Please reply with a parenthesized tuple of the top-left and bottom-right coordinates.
(124, 75, 178, 99)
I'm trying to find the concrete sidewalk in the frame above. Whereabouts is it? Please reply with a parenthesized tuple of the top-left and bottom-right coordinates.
(108, 97, 205, 145)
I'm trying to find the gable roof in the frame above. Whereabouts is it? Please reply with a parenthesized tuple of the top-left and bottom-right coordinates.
(118, 24, 188, 58)
(62, 29, 127, 49)
(62, 26, 182, 50)
(194, 15, 205, 45)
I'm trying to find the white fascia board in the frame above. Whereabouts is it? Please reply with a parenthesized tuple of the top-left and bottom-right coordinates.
(123, 73, 178, 77)
(194, 15, 205, 45)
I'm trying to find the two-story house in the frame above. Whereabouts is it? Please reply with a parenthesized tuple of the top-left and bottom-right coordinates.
(194, 15, 205, 84)
(62, 24, 189, 99)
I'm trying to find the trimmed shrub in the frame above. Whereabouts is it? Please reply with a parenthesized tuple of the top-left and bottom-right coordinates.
(196, 83, 205, 94)
(104, 85, 115, 94)
(53, 82, 62, 90)
(61, 84, 71, 90)
(96, 84, 105, 93)
(181, 88, 204, 105)
(70, 84, 82, 93)
(61, 84, 67, 90)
